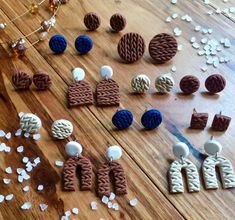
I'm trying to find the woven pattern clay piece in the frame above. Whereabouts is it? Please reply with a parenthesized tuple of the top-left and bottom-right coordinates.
(148, 33, 178, 64)
(12, 71, 32, 90)
(75, 35, 93, 54)
(190, 113, 208, 129)
(63, 156, 92, 191)
(33, 72, 52, 90)
(180, 75, 200, 94)
(155, 74, 174, 93)
(112, 110, 133, 130)
(96, 79, 120, 106)
(110, 13, 126, 32)
(84, 12, 101, 31)
(68, 81, 93, 107)
(211, 114, 231, 131)
(20, 113, 42, 133)
(51, 119, 73, 139)
(97, 161, 127, 197)
(205, 74, 226, 93)
(117, 32, 145, 63)
(131, 74, 150, 93)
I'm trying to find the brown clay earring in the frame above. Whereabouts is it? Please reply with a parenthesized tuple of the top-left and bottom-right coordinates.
(190, 108, 208, 129)
(33, 71, 52, 90)
(12, 71, 32, 90)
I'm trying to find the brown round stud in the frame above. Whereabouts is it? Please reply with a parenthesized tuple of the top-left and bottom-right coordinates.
(180, 75, 200, 94)
(148, 33, 178, 64)
(205, 74, 226, 94)
(110, 13, 126, 32)
(12, 71, 32, 90)
(33, 71, 52, 90)
(84, 12, 101, 31)
(117, 32, 145, 63)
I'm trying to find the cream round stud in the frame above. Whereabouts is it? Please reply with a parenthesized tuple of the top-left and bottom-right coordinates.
(131, 74, 151, 93)
(204, 139, 222, 155)
(72, 67, 85, 81)
(65, 141, 83, 157)
(106, 145, 122, 161)
(155, 74, 175, 93)
(100, 65, 113, 79)
(19, 113, 42, 133)
(51, 119, 73, 139)
(173, 142, 189, 158)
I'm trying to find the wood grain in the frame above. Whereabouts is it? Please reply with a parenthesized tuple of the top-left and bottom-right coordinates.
(0, 0, 235, 219)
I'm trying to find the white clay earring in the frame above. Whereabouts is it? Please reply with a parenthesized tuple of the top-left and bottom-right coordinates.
(169, 142, 200, 193)
(131, 74, 151, 93)
(155, 73, 174, 94)
(203, 137, 235, 189)
(51, 119, 73, 139)
(19, 112, 42, 134)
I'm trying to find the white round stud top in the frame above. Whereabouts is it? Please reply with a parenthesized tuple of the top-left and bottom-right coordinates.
(106, 145, 122, 161)
(204, 139, 222, 155)
(65, 141, 83, 157)
(100, 65, 113, 79)
(72, 67, 85, 81)
(20, 113, 42, 133)
(173, 142, 189, 158)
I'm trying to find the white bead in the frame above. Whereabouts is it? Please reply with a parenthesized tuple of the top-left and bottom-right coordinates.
(65, 141, 83, 157)
(39, 31, 48, 41)
(72, 68, 85, 81)
(106, 145, 122, 161)
(20, 113, 42, 133)
(51, 119, 73, 139)
(100, 65, 113, 79)
(155, 74, 175, 93)
(0, 23, 6, 29)
(204, 139, 222, 155)
(131, 74, 151, 93)
(173, 142, 189, 158)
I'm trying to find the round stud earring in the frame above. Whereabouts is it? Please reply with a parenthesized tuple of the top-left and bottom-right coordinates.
(12, 71, 32, 90)
(179, 75, 200, 94)
(75, 35, 93, 55)
(112, 109, 133, 130)
(155, 73, 174, 93)
(51, 119, 73, 139)
(110, 13, 126, 32)
(33, 71, 52, 90)
(19, 113, 42, 133)
(49, 34, 67, 54)
(205, 74, 226, 94)
(131, 74, 150, 93)
(141, 109, 162, 130)
(84, 12, 101, 31)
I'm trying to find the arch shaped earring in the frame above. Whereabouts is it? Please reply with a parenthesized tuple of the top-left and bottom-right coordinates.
(202, 137, 235, 189)
(97, 145, 127, 197)
(63, 140, 93, 191)
(169, 142, 200, 193)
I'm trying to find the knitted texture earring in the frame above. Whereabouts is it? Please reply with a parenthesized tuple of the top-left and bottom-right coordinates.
(49, 34, 67, 54)
(12, 71, 32, 90)
(141, 109, 163, 130)
(51, 119, 73, 139)
(112, 109, 133, 130)
(33, 71, 52, 90)
(75, 35, 93, 55)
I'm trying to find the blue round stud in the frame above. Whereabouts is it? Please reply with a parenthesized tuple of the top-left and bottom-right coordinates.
(112, 109, 133, 130)
(141, 109, 162, 130)
(75, 35, 93, 55)
(49, 34, 67, 54)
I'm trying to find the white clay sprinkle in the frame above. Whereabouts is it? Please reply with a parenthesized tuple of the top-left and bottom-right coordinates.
(5, 132, 11, 140)
(0, 130, 5, 137)
(129, 198, 138, 207)
(17, 145, 24, 153)
(109, 192, 115, 201)
(18, 175, 24, 183)
(72, 208, 79, 215)
(108, 202, 113, 209)
(190, 37, 196, 43)
(0, 195, 4, 203)
(5, 194, 14, 201)
(61, 217, 68, 220)
(33, 134, 41, 140)
(5, 167, 12, 174)
(171, 66, 177, 72)
(3, 178, 11, 185)
(4, 146, 11, 153)
(173, 27, 182, 36)
(194, 25, 201, 32)
(15, 129, 22, 137)
(101, 195, 109, 204)
(39, 204, 48, 212)
(24, 133, 30, 138)
(22, 157, 29, 163)
(17, 168, 24, 174)
(37, 185, 44, 191)
(55, 161, 64, 167)
(171, 0, 177, 4)
(91, 201, 98, 210)
(177, 44, 183, 51)
(165, 16, 172, 23)
(65, 210, 71, 217)
(0, 143, 5, 151)
(23, 185, 30, 192)
(21, 202, 32, 210)
(171, 13, 178, 19)
(112, 203, 119, 211)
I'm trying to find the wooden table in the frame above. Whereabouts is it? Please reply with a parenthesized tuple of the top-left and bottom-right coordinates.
(0, 0, 235, 219)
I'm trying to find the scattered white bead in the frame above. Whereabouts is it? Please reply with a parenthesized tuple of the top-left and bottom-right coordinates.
(177, 44, 183, 51)
(198, 50, 205, 56)
(23, 185, 30, 192)
(201, 38, 208, 44)
(72, 68, 85, 81)
(0, 195, 4, 203)
(91, 201, 98, 210)
(15, 129, 22, 137)
(24, 133, 30, 138)
(201, 66, 208, 72)
(106, 145, 122, 161)
(37, 185, 44, 191)
(171, 66, 176, 72)
(5, 194, 14, 201)
(65, 141, 83, 157)
(3, 178, 11, 185)
(4, 146, 11, 152)
(5, 167, 12, 174)
(165, 16, 172, 23)
(33, 134, 41, 140)
(108, 202, 113, 209)
(190, 37, 196, 43)
(55, 160, 64, 167)
(21, 202, 32, 210)
(173, 142, 189, 158)
(101, 195, 109, 204)
(194, 25, 201, 32)
(171, 13, 178, 19)
(0, 130, 5, 137)
(65, 210, 72, 217)
(5, 132, 11, 139)
(22, 157, 29, 163)
(192, 42, 200, 49)
(112, 203, 119, 211)
(100, 65, 113, 79)
(39, 204, 48, 212)
(17, 145, 24, 153)
(202, 29, 208, 35)
(129, 198, 138, 207)
(72, 208, 79, 215)
(208, 29, 213, 34)
(109, 192, 115, 201)
(173, 27, 182, 37)
(18, 175, 23, 183)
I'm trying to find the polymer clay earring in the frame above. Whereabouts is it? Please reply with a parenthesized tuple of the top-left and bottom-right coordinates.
(202, 137, 235, 189)
(131, 74, 150, 93)
(33, 71, 52, 90)
(155, 73, 174, 93)
(19, 113, 42, 134)
(169, 142, 200, 193)
(205, 74, 226, 94)
(112, 109, 133, 130)
(84, 12, 101, 31)
(190, 109, 208, 129)
(63, 141, 92, 191)
(12, 71, 32, 90)
(49, 34, 67, 54)
(97, 145, 127, 197)
(51, 119, 73, 139)
(74, 35, 93, 55)
(68, 67, 93, 107)
(110, 13, 126, 32)
(179, 75, 200, 94)
(96, 65, 120, 106)
(141, 109, 162, 130)
(211, 112, 231, 131)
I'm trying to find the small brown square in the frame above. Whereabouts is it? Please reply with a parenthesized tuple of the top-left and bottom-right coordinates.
(190, 113, 208, 129)
(211, 114, 231, 131)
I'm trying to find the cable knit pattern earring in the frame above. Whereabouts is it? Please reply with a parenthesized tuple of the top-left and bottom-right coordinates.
(63, 141, 93, 191)
(97, 146, 127, 197)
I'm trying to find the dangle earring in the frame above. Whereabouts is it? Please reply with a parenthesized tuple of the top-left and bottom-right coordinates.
(97, 145, 127, 197)
(202, 137, 235, 189)
(168, 142, 200, 193)
(63, 140, 93, 191)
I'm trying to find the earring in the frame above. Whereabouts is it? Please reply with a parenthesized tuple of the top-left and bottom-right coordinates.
(155, 73, 174, 93)
(49, 34, 67, 54)
(141, 109, 162, 130)
(190, 108, 208, 129)
(203, 137, 235, 189)
(74, 35, 93, 55)
(51, 119, 73, 139)
(131, 74, 150, 93)
(112, 109, 133, 130)
(33, 71, 52, 90)
(96, 65, 120, 106)
(84, 12, 101, 31)
(19, 113, 42, 134)
(97, 145, 127, 197)
(63, 140, 92, 191)
(12, 71, 32, 90)
(211, 112, 231, 131)
(68, 67, 93, 107)
(169, 142, 200, 193)
(205, 74, 226, 94)
(110, 13, 126, 32)
(179, 75, 200, 94)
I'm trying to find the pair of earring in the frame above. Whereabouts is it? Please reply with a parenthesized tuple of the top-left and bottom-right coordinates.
(63, 141, 127, 197)
(169, 137, 235, 193)
(190, 109, 231, 131)
(12, 71, 51, 90)
(49, 34, 93, 55)
(84, 12, 126, 33)
(112, 109, 163, 130)
(68, 65, 120, 107)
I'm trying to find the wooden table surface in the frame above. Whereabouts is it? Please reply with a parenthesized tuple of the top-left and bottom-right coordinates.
(0, 0, 235, 219)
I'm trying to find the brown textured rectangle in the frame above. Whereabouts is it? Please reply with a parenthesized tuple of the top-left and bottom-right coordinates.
(190, 113, 208, 129)
(211, 114, 231, 131)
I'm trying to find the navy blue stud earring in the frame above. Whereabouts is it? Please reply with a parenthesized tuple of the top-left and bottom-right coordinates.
(75, 35, 93, 55)
(141, 109, 162, 130)
(49, 34, 67, 54)
(112, 109, 133, 130)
